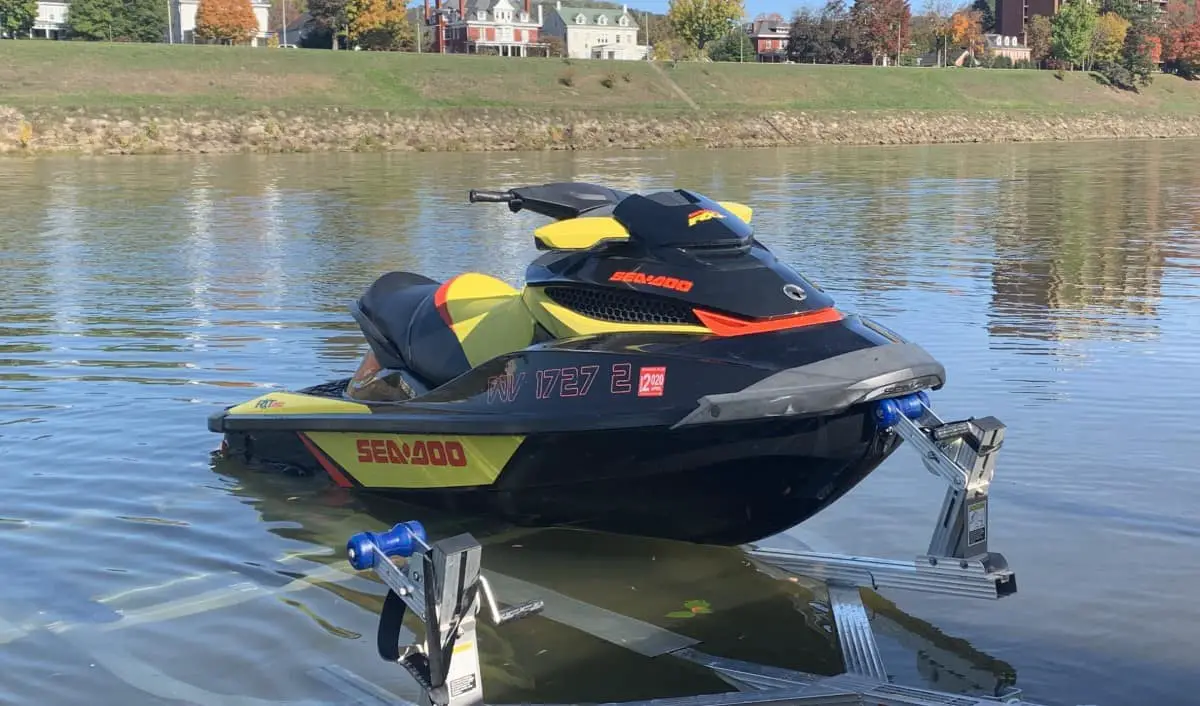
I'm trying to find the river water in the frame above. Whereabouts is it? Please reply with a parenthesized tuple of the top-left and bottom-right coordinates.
(2, 142, 1199, 706)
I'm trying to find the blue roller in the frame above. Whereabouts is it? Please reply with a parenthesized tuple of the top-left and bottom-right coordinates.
(873, 391, 929, 429)
(346, 520, 428, 571)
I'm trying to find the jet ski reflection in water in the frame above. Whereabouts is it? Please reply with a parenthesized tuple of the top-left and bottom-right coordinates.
(208, 182, 945, 545)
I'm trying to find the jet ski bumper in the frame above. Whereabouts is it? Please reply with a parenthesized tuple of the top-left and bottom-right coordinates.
(672, 342, 945, 428)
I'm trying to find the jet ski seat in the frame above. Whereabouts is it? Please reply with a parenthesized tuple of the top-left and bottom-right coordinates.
(351, 270, 539, 389)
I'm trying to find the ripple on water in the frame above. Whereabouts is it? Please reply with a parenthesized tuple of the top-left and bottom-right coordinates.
(2, 144, 1200, 706)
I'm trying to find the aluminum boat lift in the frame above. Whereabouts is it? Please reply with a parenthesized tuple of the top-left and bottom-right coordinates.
(344, 392, 1053, 706)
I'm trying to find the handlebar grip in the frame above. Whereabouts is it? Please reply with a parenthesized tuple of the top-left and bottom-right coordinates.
(469, 189, 513, 204)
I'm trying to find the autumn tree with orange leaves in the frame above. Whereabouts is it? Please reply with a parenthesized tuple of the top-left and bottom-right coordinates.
(948, 8, 983, 56)
(195, 0, 260, 44)
(345, 0, 413, 50)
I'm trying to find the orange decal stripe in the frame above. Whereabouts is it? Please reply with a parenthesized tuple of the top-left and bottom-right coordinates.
(694, 307, 844, 337)
(433, 275, 461, 327)
(298, 432, 356, 488)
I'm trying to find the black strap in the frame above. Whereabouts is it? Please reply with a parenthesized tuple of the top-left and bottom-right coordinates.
(377, 589, 408, 662)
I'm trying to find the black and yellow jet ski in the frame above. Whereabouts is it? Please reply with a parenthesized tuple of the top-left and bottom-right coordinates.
(208, 182, 944, 545)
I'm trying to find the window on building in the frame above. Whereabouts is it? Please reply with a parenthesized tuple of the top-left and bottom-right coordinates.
(618, 15, 628, 25)
(575, 13, 586, 23)
(615, 34, 620, 43)
(598, 15, 607, 24)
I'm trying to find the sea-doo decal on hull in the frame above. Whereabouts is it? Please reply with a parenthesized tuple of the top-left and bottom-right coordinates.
(305, 432, 524, 488)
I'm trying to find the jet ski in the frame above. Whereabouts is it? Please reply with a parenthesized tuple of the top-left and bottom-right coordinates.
(208, 182, 945, 545)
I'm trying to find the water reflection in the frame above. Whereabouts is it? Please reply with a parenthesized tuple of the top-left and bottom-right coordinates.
(2, 142, 1200, 706)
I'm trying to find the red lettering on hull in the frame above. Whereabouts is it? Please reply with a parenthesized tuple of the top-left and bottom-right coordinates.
(608, 271, 694, 293)
(355, 439, 468, 467)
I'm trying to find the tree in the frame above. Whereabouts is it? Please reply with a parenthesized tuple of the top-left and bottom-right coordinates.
(949, 7, 983, 55)
(66, 0, 120, 40)
(0, 0, 37, 36)
(1098, 0, 1135, 18)
(1091, 12, 1129, 65)
(1026, 13, 1052, 65)
(666, 0, 744, 51)
(787, 0, 856, 63)
(969, 0, 993, 33)
(922, 0, 955, 65)
(269, 0, 308, 33)
(195, 0, 260, 43)
(1050, 0, 1097, 69)
(309, 0, 349, 47)
(1161, 0, 1200, 76)
(850, 0, 910, 65)
(543, 33, 565, 56)
(121, 0, 170, 42)
(346, 0, 412, 49)
(707, 26, 754, 59)
(1117, 7, 1157, 88)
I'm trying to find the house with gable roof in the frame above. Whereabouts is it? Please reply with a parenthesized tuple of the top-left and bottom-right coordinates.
(540, 0, 648, 60)
(433, 0, 549, 56)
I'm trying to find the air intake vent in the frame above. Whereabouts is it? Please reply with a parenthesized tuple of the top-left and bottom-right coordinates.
(543, 286, 700, 326)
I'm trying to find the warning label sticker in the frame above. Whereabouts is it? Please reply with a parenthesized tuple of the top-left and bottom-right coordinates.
(449, 673, 478, 698)
(967, 499, 987, 546)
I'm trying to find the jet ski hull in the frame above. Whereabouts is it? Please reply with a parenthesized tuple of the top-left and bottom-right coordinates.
(217, 405, 900, 546)
(210, 317, 944, 545)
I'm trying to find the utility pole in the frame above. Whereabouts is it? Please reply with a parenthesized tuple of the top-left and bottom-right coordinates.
(166, 0, 173, 43)
(895, 21, 901, 66)
(281, 0, 287, 44)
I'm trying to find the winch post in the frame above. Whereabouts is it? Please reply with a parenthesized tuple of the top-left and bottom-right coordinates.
(346, 522, 544, 706)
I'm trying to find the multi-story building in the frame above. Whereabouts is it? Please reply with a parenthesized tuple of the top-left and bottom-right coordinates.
(540, 1, 647, 60)
(747, 13, 789, 62)
(429, 0, 547, 56)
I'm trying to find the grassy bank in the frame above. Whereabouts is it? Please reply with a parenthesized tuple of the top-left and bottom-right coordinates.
(4, 40, 1200, 154)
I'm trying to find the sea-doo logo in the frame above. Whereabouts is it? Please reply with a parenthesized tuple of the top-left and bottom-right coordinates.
(782, 284, 807, 302)
(686, 209, 724, 227)
(356, 438, 468, 467)
(609, 271, 694, 293)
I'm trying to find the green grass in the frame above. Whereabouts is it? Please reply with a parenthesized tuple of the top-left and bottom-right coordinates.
(4, 40, 1200, 116)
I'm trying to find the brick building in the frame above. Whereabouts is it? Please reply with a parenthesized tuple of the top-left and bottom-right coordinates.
(427, 0, 548, 56)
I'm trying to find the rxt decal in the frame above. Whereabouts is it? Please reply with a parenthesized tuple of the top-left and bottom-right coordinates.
(638, 366, 667, 397)
(609, 271, 694, 293)
(255, 398, 284, 409)
(686, 208, 724, 227)
(356, 438, 467, 467)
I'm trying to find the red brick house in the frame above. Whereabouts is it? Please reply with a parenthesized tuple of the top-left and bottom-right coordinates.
(747, 13, 789, 62)
(426, 0, 548, 56)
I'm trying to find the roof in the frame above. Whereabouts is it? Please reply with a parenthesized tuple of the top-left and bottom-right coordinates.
(553, 5, 638, 29)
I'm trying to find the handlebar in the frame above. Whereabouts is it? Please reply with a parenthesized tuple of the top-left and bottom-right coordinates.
(468, 189, 515, 204)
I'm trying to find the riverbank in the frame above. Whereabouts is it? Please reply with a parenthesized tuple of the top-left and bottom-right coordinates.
(5, 41, 1200, 155)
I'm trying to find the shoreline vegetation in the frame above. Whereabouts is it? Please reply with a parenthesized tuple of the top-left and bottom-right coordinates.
(5, 42, 1200, 156)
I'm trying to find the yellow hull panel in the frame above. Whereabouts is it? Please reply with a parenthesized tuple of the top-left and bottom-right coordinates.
(305, 431, 525, 489)
(227, 392, 371, 416)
